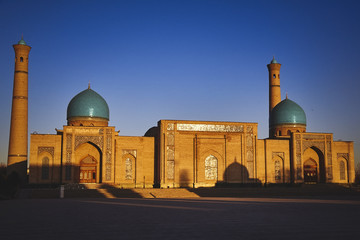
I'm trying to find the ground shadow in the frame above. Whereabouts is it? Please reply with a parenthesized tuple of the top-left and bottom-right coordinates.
(217, 161, 261, 187)
(99, 184, 143, 198)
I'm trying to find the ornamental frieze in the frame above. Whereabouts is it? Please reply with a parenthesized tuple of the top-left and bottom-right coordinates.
(302, 141, 325, 154)
(246, 134, 253, 147)
(296, 153, 301, 165)
(272, 152, 284, 160)
(66, 134, 72, 151)
(337, 153, 349, 161)
(177, 123, 244, 133)
(38, 147, 54, 157)
(302, 134, 325, 140)
(122, 149, 137, 158)
(246, 150, 253, 162)
(167, 146, 175, 161)
(296, 166, 302, 180)
(246, 126, 253, 133)
(75, 135, 104, 150)
(326, 140, 332, 152)
(167, 123, 174, 131)
(167, 160, 175, 180)
(167, 132, 175, 146)
(105, 164, 111, 181)
(66, 134, 72, 163)
(327, 139, 332, 166)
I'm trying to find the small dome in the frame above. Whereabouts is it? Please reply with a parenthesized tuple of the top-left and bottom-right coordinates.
(270, 98, 306, 127)
(270, 56, 278, 64)
(67, 88, 109, 120)
(18, 36, 26, 45)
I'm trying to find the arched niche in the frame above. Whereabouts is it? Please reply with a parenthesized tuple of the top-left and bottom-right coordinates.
(337, 157, 348, 182)
(37, 151, 53, 183)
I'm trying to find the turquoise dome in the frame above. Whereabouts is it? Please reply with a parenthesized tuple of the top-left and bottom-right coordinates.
(67, 88, 109, 120)
(18, 36, 26, 45)
(270, 98, 306, 127)
(18, 39, 26, 45)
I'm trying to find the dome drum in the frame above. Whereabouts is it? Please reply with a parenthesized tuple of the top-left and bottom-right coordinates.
(67, 116, 109, 127)
(270, 124, 306, 138)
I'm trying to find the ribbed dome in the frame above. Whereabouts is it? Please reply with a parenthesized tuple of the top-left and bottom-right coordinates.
(270, 98, 306, 127)
(67, 88, 109, 120)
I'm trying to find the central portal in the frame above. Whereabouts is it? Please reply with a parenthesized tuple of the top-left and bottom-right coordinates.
(80, 155, 97, 183)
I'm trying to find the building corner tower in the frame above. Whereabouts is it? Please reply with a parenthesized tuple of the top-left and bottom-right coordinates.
(7, 37, 31, 183)
(267, 57, 282, 113)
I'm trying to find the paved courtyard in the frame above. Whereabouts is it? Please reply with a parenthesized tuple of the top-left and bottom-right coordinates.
(1, 197, 360, 240)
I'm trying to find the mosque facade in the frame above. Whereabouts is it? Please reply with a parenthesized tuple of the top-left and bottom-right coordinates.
(8, 39, 355, 187)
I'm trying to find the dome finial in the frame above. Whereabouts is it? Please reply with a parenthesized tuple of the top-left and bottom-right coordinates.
(88, 81, 91, 89)
(286, 93, 288, 99)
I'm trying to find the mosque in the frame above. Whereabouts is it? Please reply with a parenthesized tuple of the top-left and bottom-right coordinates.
(7, 38, 355, 187)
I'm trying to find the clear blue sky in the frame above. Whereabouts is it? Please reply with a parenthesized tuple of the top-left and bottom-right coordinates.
(0, 0, 359, 167)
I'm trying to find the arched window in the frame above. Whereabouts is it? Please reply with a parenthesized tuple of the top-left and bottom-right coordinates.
(274, 160, 281, 180)
(41, 157, 50, 180)
(339, 161, 345, 180)
(125, 158, 133, 180)
(20, 57, 23, 62)
(273, 74, 276, 78)
(205, 155, 218, 180)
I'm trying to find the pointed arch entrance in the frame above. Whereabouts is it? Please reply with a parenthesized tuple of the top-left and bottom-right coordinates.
(303, 146, 325, 183)
(75, 142, 102, 183)
(80, 155, 97, 183)
(304, 159, 317, 183)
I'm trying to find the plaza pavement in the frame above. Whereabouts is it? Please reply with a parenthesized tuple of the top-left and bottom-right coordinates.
(1, 196, 360, 240)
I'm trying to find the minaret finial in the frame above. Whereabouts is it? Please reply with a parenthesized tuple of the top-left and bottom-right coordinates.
(88, 81, 91, 89)
(270, 56, 278, 64)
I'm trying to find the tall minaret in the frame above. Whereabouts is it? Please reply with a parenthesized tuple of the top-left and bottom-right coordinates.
(267, 57, 281, 113)
(7, 37, 31, 183)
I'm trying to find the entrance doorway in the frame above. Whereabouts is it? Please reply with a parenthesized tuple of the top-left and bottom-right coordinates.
(79, 155, 97, 183)
(304, 159, 317, 183)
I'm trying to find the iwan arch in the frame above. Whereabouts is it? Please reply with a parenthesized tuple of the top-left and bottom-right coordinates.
(7, 39, 354, 187)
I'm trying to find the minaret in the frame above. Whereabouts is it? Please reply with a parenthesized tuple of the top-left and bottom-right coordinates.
(267, 57, 281, 113)
(7, 37, 31, 183)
